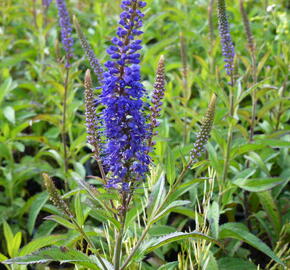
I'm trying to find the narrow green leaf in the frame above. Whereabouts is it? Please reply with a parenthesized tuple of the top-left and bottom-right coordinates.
(28, 191, 49, 235)
(44, 215, 75, 229)
(255, 139, 290, 148)
(89, 209, 121, 230)
(3, 106, 15, 124)
(74, 193, 85, 226)
(219, 223, 284, 266)
(19, 235, 67, 256)
(257, 191, 282, 237)
(151, 200, 191, 224)
(233, 177, 284, 192)
(3, 221, 14, 257)
(165, 148, 176, 185)
(141, 231, 218, 254)
(0, 253, 10, 270)
(2, 247, 101, 270)
(11, 232, 22, 257)
(208, 201, 220, 239)
(147, 173, 166, 218)
(157, 262, 178, 270)
(218, 257, 256, 270)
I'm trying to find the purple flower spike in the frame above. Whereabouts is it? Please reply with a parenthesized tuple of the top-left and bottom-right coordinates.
(148, 55, 166, 150)
(42, 0, 52, 8)
(56, 0, 74, 68)
(217, 0, 235, 80)
(191, 94, 216, 161)
(100, 0, 150, 191)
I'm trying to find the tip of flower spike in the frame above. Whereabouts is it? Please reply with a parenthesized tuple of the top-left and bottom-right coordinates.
(209, 93, 217, 109)
(73, 15, 80, 32)
(85, 69, 92, 88)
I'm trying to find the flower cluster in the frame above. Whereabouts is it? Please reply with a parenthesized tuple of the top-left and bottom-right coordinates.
(84, 70, 102, 156)
(148, 55, 166, 150)
(43, 173, 73, 218)
(191, 94, 216, 161)
(42, 0, 52, 8)
(100, 0, 150, 191)
(74, 17, 104, 84)
(55, 0, 73, 67)
(239, 0, 255, 56)
(217, 0, 235, 78)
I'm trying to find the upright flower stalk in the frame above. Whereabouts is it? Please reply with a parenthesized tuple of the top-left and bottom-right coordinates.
(42, 0, 52, 9)
(84, 69, 106, 181)
(55, 0, 74, 186)
(56, 0, 74, 68)
(100, 0, 150, 192)
(74, 16, 104, 84)
(148, 55, 166, 151)
(217, 0, 236, 184)
(191, 93, 217, 161)
(217, 0, 235, 85)
(240, 0, 257, 143)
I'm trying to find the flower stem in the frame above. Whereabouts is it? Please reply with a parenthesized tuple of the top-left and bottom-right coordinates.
(62, 67, 70, 190)
(114, 194, 128, 270)
(222, 79, 234, 185)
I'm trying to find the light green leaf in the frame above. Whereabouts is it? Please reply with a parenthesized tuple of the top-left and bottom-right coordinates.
(44, 215, 75, 229)
(157, 261, 178, 270)
(2, 247, 101, 270)
(11, 232, 22, 257)
(147, 173, 166, 218)
(256, 139, 290, 148)
(28, 191, 49, 235)
(218, 257, 256, 270)
(151, 200, 191, 224)
(0, 77, 17, 105)
(0, 253, 10, 270)
(3, 106, 15, 124)
(140, 231, 218, 255)
(165, 148, 176, 185)
(257, 191, 281, 237)
(0, 253, 8, 261)
(233, 177, 284, 192)
(19, 235, 67, 256)
(219, 223, 284, 266)
(3, 221, 14, 257)
(74, 193, 85, 226)
(208, 201, 220, 239)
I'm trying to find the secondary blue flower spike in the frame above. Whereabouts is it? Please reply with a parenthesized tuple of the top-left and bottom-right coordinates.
(100, 0, 150, 191)
(55, 0, 74, 68)
(43, 0, 52, 8)
(217, 0, 235, 81)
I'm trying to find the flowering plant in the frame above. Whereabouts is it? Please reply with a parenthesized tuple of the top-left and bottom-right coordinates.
(2, 0, 287, 269)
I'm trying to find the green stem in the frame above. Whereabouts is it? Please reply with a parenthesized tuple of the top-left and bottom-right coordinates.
(121, 161, 192, 269)
(114, 221, 125, 270)
(62, 68, 70, 190)
(221, 122, 233, 184)
(222, 77, 235, 185)
(249, 54, 257, 143)
(114, 194, 128, 270)
(71, 219, 108, 270)
(120, 224, 150, 270)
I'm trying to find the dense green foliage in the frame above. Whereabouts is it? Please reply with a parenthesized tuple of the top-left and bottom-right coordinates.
(0, 0, 289, 269)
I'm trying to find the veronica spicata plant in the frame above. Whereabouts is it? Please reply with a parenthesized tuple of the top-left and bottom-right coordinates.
(3, 1, 217, 269)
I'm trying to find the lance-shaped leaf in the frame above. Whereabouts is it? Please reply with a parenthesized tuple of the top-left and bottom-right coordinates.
(136, 231, 218, 260)
(219, 223, 285, 266)
(2, 247, 113, 270)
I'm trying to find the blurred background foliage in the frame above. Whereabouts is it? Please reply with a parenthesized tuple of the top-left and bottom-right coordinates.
(0, 0, 289, 269)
